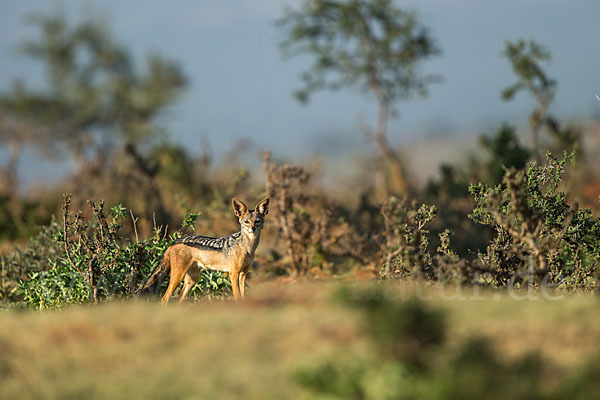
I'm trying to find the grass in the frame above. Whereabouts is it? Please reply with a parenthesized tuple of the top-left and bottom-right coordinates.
(0, 281, 598, 399)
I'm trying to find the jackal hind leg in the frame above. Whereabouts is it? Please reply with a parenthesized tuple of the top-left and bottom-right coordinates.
(161, 257, 192, 305)
(178, 272, 197, 304)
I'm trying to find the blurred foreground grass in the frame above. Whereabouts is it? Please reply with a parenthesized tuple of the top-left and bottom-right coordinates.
(0, 281, 599, 399)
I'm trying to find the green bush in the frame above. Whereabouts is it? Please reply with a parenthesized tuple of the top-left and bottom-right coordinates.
(469, 152, 600, 289)
(378, 197, 437, 278)
(0, 194, 57, 242)
(420, 150, 600, 290)
(1, 216, 63, 302)
(15, 195, 230, 309)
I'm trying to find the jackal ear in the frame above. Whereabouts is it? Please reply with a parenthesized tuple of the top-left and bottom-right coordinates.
(255, 197, 270, 216)
(232, 198, 247, 218)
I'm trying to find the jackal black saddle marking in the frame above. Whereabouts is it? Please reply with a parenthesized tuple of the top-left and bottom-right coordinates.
(172, 232, 242, 251)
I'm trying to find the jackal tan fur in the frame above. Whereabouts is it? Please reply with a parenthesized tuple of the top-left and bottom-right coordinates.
(140, 197, 269, 303)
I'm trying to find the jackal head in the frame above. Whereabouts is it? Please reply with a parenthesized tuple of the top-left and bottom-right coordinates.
(232, 197, 270, 236)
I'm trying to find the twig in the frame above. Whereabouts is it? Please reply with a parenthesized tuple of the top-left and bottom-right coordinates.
(0, 255, 5, 294)
(63, 197, 84, 275)
(386, 247, 403, 276)
(381, 207, 392, 247)
(130, 209, 139, 243)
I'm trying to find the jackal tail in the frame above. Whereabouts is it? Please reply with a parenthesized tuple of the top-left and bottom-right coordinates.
(138, 252, 171, 296)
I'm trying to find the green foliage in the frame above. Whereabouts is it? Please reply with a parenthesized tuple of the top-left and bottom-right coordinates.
(278, 0, 440, 196)
(0, 10, 186, 168)
(544, 116, 582, 156)
(21, 260, 91, 309)
(379, 197, 437, 277)
(0, 194, 57, 242)
(150, 143, 196, 189)
(423, 124, 530, 260)
(1, 215, 63, 301)
(179, 211, 199, 232)
(426, 123, 529, 193)
(469, 152, 600, 289)
(14, 195, 229, 309)
(277, 0, 440, 105)
(502, 39, 555, 104)
(189, 269, 232, 301)
(502, 39, 581, 158)
(424, 164, 470, 200)
(478, 124, 530, 185)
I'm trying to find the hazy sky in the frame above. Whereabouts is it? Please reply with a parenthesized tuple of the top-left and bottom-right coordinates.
(1, 0, 599, 185)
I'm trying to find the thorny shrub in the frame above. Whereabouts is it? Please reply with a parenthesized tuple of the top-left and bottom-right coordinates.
(469, 152, 600, 290)
(377, 197, 437, 279)
(263, 151, 371, 277)
(263, 150, 329, 276)
(379, 153, 600, 290)
(6, 152, 600, 309)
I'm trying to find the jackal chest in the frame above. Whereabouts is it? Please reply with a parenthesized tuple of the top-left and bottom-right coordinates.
(241, 252, 255, 270)
(230, 247, 256, 271)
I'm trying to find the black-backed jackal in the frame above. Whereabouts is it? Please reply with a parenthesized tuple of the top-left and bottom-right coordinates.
(140, 197, 270, 303)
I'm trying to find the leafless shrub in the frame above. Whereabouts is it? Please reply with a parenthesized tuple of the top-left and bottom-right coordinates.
(263, 150, 330, 277)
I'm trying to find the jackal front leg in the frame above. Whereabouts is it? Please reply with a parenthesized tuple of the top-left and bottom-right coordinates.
(230, 269, 241, 302)
(239, 270, 247, 299)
